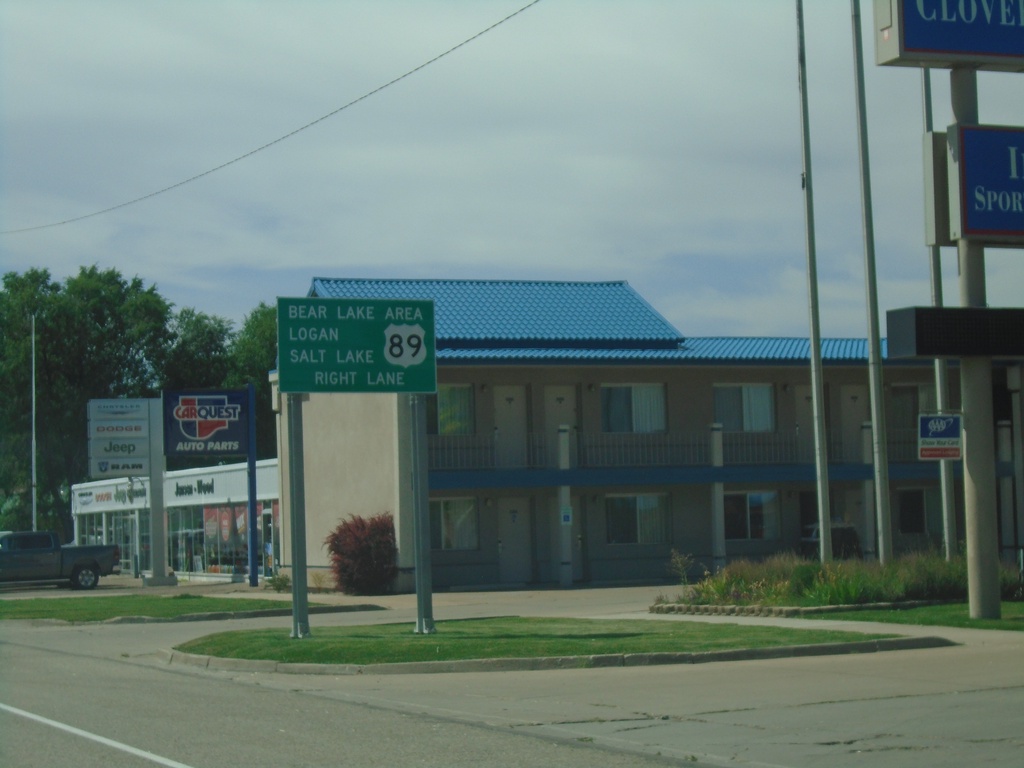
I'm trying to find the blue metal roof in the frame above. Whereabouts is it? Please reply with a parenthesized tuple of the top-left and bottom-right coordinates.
(675, 337, 886, 362)
(436, 339, 888, 365)
(308, 278, 682, 349)
(308, 278, 893, 365)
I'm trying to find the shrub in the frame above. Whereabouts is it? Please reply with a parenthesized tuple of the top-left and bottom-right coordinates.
(324, 512, 398, 595)
(263, 571, 291, 593)
(679, 551, 1017, 607)
(668, 550, 697, 586)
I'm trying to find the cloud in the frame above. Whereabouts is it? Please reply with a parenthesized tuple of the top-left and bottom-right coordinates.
(2, 1, 1021, 337)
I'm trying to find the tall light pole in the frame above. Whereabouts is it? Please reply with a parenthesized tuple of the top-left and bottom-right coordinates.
(796, 0, 833, 562)
(921, 69, 957, 561)
(849, 0, 893, 563)
(32, 313, 38, 532)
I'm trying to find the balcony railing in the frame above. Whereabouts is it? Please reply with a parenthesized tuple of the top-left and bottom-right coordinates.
(578, 432, 707, 467)
(428, 434, 495, 470)
(887, 428, 920, 462)
(427, 428, 931, 471)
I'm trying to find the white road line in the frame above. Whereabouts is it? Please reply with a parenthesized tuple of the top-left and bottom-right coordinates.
(0, 702, 197, 768)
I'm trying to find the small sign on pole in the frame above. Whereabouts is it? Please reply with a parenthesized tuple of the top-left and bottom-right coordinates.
(918, 413, 963, 461)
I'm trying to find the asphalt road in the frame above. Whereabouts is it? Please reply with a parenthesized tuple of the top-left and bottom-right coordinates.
(1, 581, 1022, 767)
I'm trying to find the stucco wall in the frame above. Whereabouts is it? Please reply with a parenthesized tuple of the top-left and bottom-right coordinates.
(277, 389, 410, 572)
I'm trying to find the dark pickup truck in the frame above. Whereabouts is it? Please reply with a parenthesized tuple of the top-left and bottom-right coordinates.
(0, 531, 121, 590)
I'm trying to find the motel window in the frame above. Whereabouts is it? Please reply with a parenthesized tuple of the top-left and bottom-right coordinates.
(724, 491, 780, 541)
(714, 384, 775, 432)
(600, 384, 666, 433)
(430, 498, 479, 550)
(605, 494, 670, 545)
(427, 384, 475, 435)
(897, 489, 927, 535)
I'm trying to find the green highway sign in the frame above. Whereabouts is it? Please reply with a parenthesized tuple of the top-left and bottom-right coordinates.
(277, 297, 436, 394)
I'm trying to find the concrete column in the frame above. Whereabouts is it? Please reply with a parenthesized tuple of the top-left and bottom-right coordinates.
(558, 424, 573, 587)
(861, 421, 877, 560)
(962, 357, 1001, 618)
(144, 398, 176, 587)
(1009, 366, 1024, 561)
(710, 424, 726, 572)
(998, 421, 1014, 565)
(952, 67, 1000, 619)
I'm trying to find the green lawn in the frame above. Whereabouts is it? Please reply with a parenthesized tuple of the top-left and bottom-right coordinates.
(0, 593, 310, 622)
(806, 601, 1024, 632)
(174, 617, 892, 666)
(10, 593, 1021, 668)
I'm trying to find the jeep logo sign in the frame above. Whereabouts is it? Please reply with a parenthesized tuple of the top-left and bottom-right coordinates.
(92, 438, 147, 457)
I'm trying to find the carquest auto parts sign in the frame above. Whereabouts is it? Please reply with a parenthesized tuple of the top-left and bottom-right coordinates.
(163, 389, 249, 457)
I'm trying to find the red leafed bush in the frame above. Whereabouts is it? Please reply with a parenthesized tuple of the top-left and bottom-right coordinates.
(323, 513, 398, 595)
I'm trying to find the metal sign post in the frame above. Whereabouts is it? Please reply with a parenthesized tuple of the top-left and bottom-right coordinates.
(410, 395, 434, 634)
(287, 393, 310, 638)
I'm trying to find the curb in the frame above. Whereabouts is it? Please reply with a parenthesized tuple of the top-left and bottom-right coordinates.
(649, 600, 951, 618)
(96, 604, 384, 624)
(159, 635, 957, 676)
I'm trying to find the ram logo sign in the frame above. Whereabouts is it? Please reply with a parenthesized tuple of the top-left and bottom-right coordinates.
(163, 390, 249, 457)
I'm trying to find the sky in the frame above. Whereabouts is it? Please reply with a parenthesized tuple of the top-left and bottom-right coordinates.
(2, 1, 1022, 339)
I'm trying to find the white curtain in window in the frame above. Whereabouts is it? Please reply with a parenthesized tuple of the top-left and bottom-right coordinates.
(756, 492, 780, 540)
(439, 385, 474, 435)
(444, 498, 479, 549)
(742, 385, 774, 432)
(636, 494, 668, 544)
(601, 387, 633, 432)
(632, 385, 666, 433)
(714, 387, 744, 431)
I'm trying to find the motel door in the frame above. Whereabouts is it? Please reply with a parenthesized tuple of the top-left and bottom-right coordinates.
(840, 384, 869, 463)
(543, 385, 577, 467)
(493, 385, 528, 468)
(795, 384, 831, 462)
(497, 497, 532, 584)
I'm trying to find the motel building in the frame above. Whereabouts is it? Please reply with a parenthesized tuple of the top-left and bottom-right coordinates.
(269, 278, 1023, 591)
(71, 278, 1022, 590)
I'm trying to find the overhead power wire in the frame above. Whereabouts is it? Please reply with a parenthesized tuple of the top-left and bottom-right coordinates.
(2, 0, 543, 235)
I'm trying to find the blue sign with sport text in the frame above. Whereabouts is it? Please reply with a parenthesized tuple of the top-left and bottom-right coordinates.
(956, 125, 1024, 242)
(903, 1, 1024, 60)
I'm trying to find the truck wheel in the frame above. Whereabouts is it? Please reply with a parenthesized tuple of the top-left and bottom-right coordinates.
(71, 565, 99, 590)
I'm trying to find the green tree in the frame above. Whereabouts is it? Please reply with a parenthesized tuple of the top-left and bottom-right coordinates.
(0, 267, 172, 536)
(226, 302, 278, 460)
(162, 308, 233, 391)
